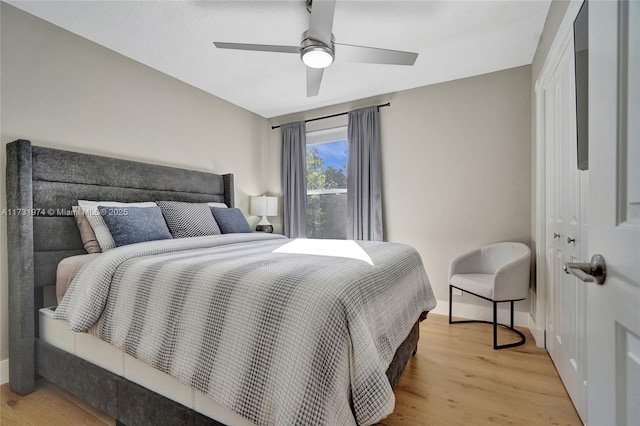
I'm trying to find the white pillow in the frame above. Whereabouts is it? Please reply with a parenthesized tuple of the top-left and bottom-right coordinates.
(77, 200, 157, 251)
(207, 202, 227, 208)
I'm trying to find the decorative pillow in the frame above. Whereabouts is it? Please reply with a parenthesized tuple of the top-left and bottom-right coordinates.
(207, 202, 228, 208)
(77, 200, 157, 251)
(157, 201, 221, 238)
(99, 206, 172, 247)
(72, 206, 102, 253)
(210, 207, 252, 234)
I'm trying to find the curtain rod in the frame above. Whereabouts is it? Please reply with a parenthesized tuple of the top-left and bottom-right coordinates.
(270, 102, 390, 130)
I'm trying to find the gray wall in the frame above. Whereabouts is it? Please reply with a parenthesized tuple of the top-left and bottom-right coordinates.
(269, 65, 533, 320)
(0, 4, 269, 365)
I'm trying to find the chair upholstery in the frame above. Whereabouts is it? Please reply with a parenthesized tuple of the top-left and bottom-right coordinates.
(448, 242, 531, 350)
(449, 242, 531, 302)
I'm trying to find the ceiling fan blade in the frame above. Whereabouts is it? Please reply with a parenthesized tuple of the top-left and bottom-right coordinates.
(335, 43, 418, 66)
(308, 0, 336, 45)
(307, 67, 324, 97)
(214, 42, 299, 54)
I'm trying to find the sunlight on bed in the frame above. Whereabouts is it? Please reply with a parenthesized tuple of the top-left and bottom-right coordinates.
(273, 238, 374, 266)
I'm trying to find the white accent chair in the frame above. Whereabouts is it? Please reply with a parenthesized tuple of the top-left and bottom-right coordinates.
(448, 242, 531, 350)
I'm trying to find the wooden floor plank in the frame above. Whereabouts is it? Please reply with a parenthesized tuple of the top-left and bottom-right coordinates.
(0, 314, 582, 425)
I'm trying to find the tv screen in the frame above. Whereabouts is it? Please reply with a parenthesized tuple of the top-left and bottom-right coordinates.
(573, 1, 588, 170)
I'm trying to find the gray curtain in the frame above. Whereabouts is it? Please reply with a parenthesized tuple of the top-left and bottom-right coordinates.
(347, 106, 383, 241)
(281, 121, 307, 238)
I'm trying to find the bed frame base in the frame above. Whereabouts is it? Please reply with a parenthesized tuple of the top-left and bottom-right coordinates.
(37, 339, 225, 425)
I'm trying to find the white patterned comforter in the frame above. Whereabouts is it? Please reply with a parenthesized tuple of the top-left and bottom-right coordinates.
(55, 233, 436, 426)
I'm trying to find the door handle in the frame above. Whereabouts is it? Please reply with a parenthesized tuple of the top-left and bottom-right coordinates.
(553, 232, 561, 239)
(563, 254, 607, 285)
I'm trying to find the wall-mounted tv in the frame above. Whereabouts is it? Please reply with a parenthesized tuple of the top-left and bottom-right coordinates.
(573, 1, 588, 170)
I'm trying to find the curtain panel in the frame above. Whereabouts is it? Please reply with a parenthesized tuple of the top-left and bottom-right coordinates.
(347, 106, 383, 241)
(281, 121, 307, 238)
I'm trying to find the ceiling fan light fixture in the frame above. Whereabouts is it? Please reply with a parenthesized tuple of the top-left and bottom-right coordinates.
(302, 46, 334, 68)
(300, 30, 335, 69)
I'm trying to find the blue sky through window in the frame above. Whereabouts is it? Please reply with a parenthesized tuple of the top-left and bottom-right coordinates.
(314, 139, 348, 170)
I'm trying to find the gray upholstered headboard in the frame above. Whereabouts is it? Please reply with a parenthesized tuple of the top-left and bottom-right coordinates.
(5, 139, 234, 394)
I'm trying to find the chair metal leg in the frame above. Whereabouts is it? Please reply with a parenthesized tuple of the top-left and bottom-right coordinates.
(493, 302, 498, 349)
(494, 299, 526, 350)
(449, 285, 453, 324)
(510, 300, 515, 328)
(448, 286, 526, 350)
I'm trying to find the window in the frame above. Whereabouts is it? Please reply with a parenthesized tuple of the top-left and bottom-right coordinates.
(306, 127, 348, 239)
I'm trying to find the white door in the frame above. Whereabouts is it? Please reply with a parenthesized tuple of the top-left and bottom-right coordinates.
(583, 1, 640, 425)
(544, 35, 588, 421)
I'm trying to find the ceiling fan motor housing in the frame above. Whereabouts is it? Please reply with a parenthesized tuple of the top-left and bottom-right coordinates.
(300, 30, 335, 68)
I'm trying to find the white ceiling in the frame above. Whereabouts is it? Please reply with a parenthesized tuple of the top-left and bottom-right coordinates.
(6, 0, 551, 118)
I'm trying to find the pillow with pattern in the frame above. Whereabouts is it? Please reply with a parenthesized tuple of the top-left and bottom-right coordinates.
(157, 201, 221, 238)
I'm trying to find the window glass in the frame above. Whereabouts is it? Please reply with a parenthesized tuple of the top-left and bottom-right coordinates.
(306, 127, 348, 239)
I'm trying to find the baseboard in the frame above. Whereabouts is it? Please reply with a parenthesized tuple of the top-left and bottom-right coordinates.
(0, 359, 8, 385)
(430, 299, 530, 328)
(528, 314, 546, 348)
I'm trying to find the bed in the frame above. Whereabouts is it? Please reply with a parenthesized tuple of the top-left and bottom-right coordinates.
(6, 139, 436, 426)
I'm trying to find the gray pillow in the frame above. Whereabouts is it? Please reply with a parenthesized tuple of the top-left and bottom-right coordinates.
(98, 206, 172, 247)
(157, 201, 221, 238)
(210, 207, 252, 234)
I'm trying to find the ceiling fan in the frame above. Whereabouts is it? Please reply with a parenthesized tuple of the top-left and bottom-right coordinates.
(213, 0, 418, 97)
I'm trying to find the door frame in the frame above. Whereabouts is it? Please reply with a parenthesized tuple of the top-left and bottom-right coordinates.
(531, 0, 584, 347)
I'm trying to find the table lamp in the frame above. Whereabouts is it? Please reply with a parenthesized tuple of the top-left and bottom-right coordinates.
(250, 195, 278, 233)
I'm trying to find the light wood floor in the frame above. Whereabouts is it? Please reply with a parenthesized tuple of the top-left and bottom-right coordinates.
(1, 314, 582, 426)
(381, 314, 582, 426)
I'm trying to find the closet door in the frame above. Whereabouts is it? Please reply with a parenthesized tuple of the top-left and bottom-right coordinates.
(544, 38, 588, 422)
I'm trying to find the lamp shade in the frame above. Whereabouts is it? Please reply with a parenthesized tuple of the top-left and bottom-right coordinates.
(251, 195, 278, 217)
